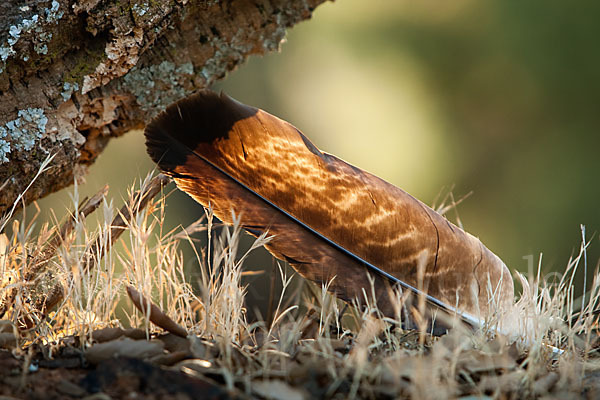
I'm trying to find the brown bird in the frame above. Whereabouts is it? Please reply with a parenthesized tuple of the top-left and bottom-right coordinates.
(144, 91, 514, 331)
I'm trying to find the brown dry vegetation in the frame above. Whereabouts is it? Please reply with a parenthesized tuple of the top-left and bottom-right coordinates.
(0, 172, 599, 399)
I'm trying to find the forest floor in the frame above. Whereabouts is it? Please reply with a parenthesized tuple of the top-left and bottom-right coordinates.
(1, 175, 599, 399)
(0, 321, 598, 399)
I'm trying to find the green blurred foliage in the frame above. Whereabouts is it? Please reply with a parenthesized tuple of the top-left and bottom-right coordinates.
(34, 0, 598, 303)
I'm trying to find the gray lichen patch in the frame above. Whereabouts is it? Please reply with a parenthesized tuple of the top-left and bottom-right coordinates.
(200, 29, 254, 86)
(60, 82, 80, 102)
(0, 0, 64, 73)
(121, 61, 195, 116)
(0, 130, 10, 163)
(0, 46, 15, 70)
(261, 2, 314, 51)
(132, 2, 150, 18)
(0, 108, 48, 164)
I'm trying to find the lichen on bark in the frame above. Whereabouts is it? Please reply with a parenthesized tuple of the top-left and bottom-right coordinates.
(0, 0, 327, 213)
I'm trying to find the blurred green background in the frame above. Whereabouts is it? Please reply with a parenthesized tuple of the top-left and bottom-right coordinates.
(34, 0, 598, 306)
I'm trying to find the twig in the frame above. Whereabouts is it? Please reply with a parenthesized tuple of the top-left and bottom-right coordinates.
(54, 174, 169, 309)
(14, 174, 170, 328)
(33, 284, 64, 315)
(0, 184, 108, 319)
(26, 185, 109, 281)
(126, 285, 188, 338)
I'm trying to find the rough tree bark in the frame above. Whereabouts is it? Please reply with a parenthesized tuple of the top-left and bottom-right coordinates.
(0, 0, 327, 214)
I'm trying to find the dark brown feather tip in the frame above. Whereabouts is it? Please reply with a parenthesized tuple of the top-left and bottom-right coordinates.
(144, 90, 257, 173)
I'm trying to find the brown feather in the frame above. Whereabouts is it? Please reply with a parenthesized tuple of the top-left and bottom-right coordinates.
(144, 90, 514, 328)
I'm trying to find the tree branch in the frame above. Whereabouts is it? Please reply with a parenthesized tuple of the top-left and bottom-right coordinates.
(0, 0, 327, 214)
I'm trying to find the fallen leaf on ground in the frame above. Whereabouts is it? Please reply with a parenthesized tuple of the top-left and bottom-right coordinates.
(253, 379, 307, 400)
(85, 337, 164, 364)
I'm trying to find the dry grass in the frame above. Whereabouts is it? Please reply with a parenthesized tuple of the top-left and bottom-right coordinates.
(0, 174, 599, 399)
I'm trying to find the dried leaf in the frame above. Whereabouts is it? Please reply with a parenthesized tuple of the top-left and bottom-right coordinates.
(85, 337, 164, 364)
(0, 332, 16, 349)
(533, 372, 559, 395)
(253, 380, 307, 400)
(126, 285, 188, 338)
(456, 350, 516, 374)
(91, 327, 125, 343)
